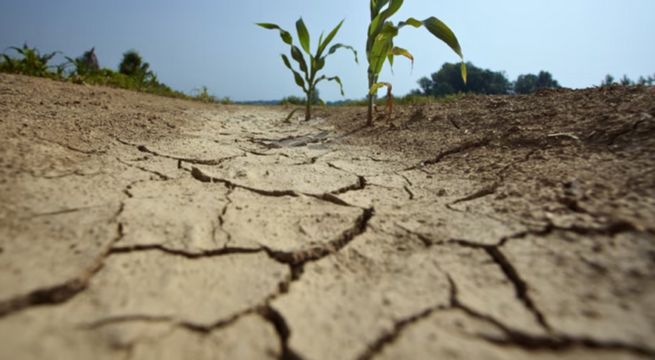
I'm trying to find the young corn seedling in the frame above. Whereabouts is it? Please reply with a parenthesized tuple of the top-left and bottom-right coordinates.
(366, 0, 466, 125)
(257, 18, 358, 121)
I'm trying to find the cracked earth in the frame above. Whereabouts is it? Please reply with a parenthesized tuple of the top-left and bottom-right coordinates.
(1, 73, 654, 360)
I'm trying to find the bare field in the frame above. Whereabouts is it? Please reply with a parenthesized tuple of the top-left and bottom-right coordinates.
(1, 73, 654, 359)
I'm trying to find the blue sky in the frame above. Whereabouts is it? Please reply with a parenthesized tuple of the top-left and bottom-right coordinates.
(1, 0, 654, 101)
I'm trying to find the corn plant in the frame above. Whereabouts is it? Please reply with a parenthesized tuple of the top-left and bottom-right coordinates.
(64, 47, 100, 77)
(257, 18, 358, 121)
(1, 43, 60, 78)
(366, 0, 466, 125)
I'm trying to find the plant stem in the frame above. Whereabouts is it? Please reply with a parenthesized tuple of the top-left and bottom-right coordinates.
(366, 73, 377, 126)
(304, 89, 312, 121)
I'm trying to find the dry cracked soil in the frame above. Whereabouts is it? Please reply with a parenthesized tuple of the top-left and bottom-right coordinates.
(1, 73, 654, 360)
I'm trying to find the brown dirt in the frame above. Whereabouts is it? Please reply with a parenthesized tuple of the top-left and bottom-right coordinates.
(1, 73, 654, 360)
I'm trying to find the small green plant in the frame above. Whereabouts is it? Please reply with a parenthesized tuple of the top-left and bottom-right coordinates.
(193, 86, 217, 103)
(191, 86, 232, 104)
(64, 47, 100, 77)
(366, 0, 466, 125)
(257, 18, 358, 121)
(1, 43, 60, 78)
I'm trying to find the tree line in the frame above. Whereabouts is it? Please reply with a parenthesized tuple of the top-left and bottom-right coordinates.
(411, 63, 654, 99)
(601, 74, 654, 86)
(411, 62, 561, 97)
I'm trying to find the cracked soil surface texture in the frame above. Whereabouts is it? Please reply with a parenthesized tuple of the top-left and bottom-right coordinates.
(1, 73, 654, 359)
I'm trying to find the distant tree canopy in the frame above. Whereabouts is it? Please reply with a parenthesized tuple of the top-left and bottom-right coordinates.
(415, 62, 511, 97)
(413, 63, 561, 97)
(280, 89, 321, 105)
(601, 73, 654, 86)
(119, 50, 154, 82)
(514, 71, 561, 94)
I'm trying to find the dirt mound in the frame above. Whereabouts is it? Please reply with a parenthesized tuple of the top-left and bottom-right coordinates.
(1, 73, 654, 359)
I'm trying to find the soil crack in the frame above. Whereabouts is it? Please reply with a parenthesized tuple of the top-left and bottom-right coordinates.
(405, 137, 491, 170)
(483, 247, 552, 332)
(260, 306, 305, 360)
(264, 207, 375, 265)
(114, 137, 243, 166)
(0, 203, 126, 318)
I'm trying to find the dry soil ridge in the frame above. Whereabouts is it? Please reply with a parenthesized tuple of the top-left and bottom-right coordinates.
(0, 74, 654, 360)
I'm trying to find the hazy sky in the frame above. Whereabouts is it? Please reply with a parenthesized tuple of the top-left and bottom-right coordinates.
(1, 1, 654, 101)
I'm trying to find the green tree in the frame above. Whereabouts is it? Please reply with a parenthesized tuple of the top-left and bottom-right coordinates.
(119, 50, 153, 82)
(514, 74, 538, 94)
(281, 89, 321, 105)
(637, 75, 655, 86)
(416, 62, 510, 97)
(514, 71, 560, 94)
(619, 75, 633, 86)
(601, 74, 615, 86)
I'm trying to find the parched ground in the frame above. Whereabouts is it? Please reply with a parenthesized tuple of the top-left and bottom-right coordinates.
(0, 73, 654, 360)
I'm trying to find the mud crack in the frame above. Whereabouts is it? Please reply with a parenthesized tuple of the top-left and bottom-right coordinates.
(108, 244, 262, 259)
(356, 307, 441, 360)
(264, 207, 375, 266)
(114, 137, 243, 166)
(0, 203, 126, 318)
(260, 306, 304, 360)
(483, 247, 552, 331)
(190, 166, 366, 209)
(450, 182, 499, 205)
(190, 166, 297, 197)
(115, 157, 171, 180)
(406, 137, 491, 170)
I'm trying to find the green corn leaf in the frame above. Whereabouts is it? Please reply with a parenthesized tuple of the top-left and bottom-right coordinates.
(296, 18, 311, 54)
(316, 75, 346, 96)
(8, 46, 25, 56)
(281, 54, 306, 91)
(314, 56, 326, 72)
(256, 23, 293, 45)
(42, 51, 60, 63)
(397, 16, 462, 58)
(316, 20, 344, 58)
(369, 0, 403, 38)
(371, 0, 390, 18)
(398, 17, 422, 28)
(327, 44, 359, 64)
(422, 17, 463, 59)
(390, 46, 413, 69)
(369, 81, 391, 95)
(397, 16, 465, 82)
(290, 46, 308, 75)
(318, 32, 325, 50)
(368, 23, 397, 75)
